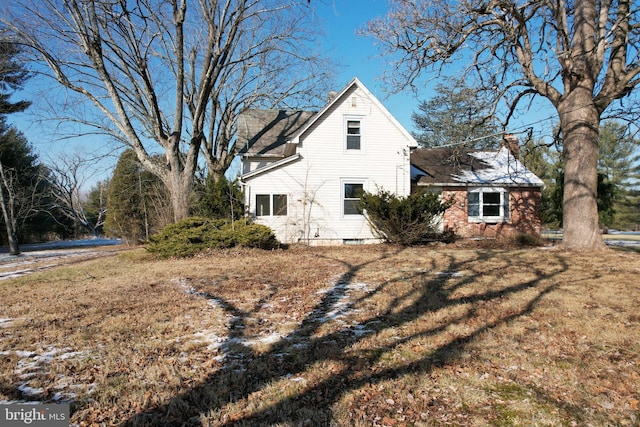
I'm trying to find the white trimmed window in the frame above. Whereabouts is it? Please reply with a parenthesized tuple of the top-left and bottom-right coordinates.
(467, 188, 510, 222)
(255, 194, 288, 216)
(345, 118, 363, 151)
(343, 182, 365, 216)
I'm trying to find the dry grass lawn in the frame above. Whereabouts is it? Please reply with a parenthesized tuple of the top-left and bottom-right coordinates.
(0, 244, 639, 426)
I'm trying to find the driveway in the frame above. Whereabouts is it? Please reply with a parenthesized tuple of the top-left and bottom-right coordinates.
(0, 239, 124, 281)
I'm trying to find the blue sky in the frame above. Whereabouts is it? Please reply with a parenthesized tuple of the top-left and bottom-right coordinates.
(312, 1, 562, 144)
(313, 0, 420, 131)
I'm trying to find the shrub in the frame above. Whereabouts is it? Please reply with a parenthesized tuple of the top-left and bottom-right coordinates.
(146, 217, 278, 258)
(360, 189, 454, 245)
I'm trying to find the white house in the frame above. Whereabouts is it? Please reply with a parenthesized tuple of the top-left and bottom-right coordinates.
(238, 77, 418, 245)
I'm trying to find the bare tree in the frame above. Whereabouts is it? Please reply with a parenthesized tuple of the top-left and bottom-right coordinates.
(2, 0, 332, 222)
(0, 157, 48, 255)
(364, 0, 640, 249)
(0, 161, 20, 254)
(47, 154, 107, 237)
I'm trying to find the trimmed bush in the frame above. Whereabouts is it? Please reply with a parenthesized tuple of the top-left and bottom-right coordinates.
(147, 217, 279, 258)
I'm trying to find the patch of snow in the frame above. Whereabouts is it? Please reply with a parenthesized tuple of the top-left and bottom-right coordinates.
(51, 391, 76, 402)
(14, 350, 36, 358)
(436, 271, 464, 277)
(349, 324, 374, 337)
(452, 147, 544, 186)
(5, 346, 94, 404)
(0, 239, 122, 280)
(17, 384, 44, 396)
(174, 275, 379, 362)
(313, 280, 372, 323)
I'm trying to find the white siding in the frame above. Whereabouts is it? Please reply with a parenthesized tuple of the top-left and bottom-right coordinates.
(243, 83, 414, 245)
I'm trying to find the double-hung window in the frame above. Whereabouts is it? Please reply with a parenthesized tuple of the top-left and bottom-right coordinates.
(343, 182, 364, 216)
(255, 194, 288, 216)
(468, 188, 509, 222)
(346, 118, 362, 151)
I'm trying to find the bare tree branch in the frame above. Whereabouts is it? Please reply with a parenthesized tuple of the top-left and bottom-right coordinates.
(364, 0, 640, 249)
(2, 0, 333, 221)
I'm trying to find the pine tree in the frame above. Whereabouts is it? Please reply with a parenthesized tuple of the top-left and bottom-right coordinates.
(411, 78, 499, 148)
(104, 150, 169, 243)
(597, 121, 640, 229)
(193, 175, 244, 221)
(0, 37, 33, 254)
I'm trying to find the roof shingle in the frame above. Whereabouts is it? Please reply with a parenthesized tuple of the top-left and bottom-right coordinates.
(237, 109, 316, 156)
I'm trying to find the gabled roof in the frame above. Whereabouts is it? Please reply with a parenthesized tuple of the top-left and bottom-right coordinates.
(238, 109, 316, 157)
(411, 146, 544, 187)
(287, 77, 418, 148)
(237, 77, 418, 159)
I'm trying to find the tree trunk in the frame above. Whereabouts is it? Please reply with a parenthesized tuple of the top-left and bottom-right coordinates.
(0, 164, 20, 255)
(0, 193, 20, 255)
(557, 93, 606, 250)
(167, 171, 192, 222)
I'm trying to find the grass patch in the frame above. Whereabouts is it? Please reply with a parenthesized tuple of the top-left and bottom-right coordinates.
(0, 245, 639, 426)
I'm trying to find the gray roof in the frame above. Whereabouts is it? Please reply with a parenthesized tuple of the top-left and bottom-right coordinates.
(411, 147, 544, 187)
(237, 109, 316, 157)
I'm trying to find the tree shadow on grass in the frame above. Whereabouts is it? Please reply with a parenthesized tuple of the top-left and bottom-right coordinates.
(123, 247, 571, 426)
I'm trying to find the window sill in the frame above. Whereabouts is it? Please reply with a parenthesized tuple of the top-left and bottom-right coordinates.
(468, 217, 510, 224)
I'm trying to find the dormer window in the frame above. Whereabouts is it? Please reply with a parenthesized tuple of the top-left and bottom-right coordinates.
(346, 119, 362, 151)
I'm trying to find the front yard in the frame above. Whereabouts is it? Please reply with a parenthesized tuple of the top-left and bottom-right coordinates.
(0, 244, 638, 426)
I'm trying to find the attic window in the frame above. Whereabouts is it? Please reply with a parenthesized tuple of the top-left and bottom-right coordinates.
(346, 119, 362, 150)
(468, 188, 509, 222)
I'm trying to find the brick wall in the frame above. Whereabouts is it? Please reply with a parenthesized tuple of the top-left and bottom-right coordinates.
(442, 187, 541, 239)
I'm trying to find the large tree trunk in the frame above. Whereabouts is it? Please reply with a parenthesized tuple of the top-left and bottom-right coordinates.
(558, 92, 606, 250)
(166, 171, 193, 223)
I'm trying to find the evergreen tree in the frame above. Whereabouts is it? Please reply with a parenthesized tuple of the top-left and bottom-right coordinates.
(411, 77, 499, 148)
(0, 123, 53, 247)
(597, 121, 640, 229)
(193, 175, 244, 221)
(104, 150, 170, 243)
(0, 37, 31, 115)
(0, 36, 33, 253)
(520, 138, 563, 228)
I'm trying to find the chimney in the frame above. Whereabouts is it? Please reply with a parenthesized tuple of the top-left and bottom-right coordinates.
(327, 91, 338, 103)
(503, 133, 519, 158)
